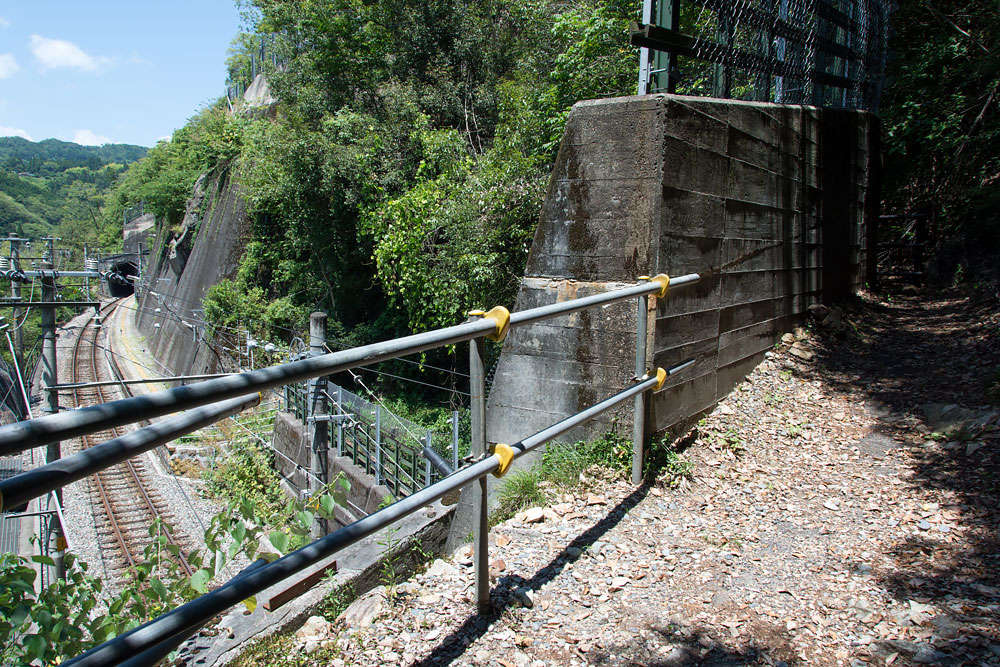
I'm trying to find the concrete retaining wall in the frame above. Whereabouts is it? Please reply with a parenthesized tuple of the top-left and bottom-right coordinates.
(134, 167, 248, 376)
(487, 94, 877, 457)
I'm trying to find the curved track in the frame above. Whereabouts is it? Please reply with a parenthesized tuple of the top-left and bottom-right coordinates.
(70, 299, 193, 576)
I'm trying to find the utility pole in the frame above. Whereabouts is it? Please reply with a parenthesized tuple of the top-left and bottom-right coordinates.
(2, 236, 25, 375)
(39, 236, 66, 580)
(308, 311, 329, 539)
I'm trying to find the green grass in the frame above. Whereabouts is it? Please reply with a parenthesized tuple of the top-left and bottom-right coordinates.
(491, 429, 692, 526)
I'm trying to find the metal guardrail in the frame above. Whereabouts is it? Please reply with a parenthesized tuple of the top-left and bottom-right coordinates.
(287, 379, 453, 499)
(0, 272, 699, 665)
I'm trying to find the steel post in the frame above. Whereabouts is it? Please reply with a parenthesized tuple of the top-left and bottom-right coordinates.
(424, 430, 433, 485)
(336, 387, 344, 457)
(469, 333, 489, 614)
(451, 410, 459, 472)
(632, 293, 649, 485)
(374, 406, 382, 486)
(309, 312, 329, 539)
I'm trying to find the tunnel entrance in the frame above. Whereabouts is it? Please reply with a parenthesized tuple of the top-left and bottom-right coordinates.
(107, 260, 138, 297)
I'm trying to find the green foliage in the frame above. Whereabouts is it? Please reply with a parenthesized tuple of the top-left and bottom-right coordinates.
(0, 461, 349, 663)
(0, 552, 118, 665)
(880, 1, 1000, 271)
(0, 138, 135, 241)
(101, 104, 245, 237)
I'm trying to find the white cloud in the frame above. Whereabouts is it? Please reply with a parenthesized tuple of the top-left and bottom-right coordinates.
(72, 129, 112, 146)
(30, 35, 111, 71)
(0, 53, 18, 78)
(0, 126, 32, 141)
(0, 17, 10, 28)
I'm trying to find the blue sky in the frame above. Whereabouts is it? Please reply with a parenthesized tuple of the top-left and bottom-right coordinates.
(0, 2, 243, 147)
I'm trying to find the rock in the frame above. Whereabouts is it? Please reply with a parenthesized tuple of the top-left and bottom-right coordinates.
(822, 308, 843, 327)
(585, 494, 607, 506)
(907, 600, 935, 625)
(808, 303, 831, 320)
(490, 558, 506, 573)
(790, 343, 814, 361)
(336, 586, 389, 629)
(917, 519, 931, 531)
(609, 576, 629, 591)
(295, 615, 333, 646)
(513, 587, 533, 608)
(565, 546, 582, 559)
(524, 507, 545, 523)
(659, 646, 696, 665)
(931, 614, 961, 639)
(823, 499, 840, 510)
(425, 558, 459, 578)
(781, 332, 795, 344)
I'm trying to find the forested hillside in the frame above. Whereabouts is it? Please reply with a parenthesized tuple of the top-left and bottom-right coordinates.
(95, 0, 999, 376)
(0, 137, 147, 241)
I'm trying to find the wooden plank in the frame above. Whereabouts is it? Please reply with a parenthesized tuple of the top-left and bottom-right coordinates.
(263, 559, 338, 612)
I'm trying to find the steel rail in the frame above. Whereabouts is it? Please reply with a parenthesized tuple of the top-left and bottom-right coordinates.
(0, 275, 700, 456)
(62, 372, 662, 666)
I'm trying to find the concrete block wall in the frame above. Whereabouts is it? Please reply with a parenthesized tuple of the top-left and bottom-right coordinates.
(272, 411, 392, 525)
(486, 94, 877, 457)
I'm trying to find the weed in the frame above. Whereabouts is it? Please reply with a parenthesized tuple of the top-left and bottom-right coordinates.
(491, 468, 545, 525)
(714, 429, 745, 453)
(377, 527, 402, 599)
(317, 581, 357, 621)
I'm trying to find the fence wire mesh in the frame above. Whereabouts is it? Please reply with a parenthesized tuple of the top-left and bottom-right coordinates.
(636, 0, 892, 112)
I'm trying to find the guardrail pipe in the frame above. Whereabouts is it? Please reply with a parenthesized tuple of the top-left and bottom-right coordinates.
(0, 317, 499, 456)
(63, 374, 661, 667)
(0, 394, 259, 511)
(506, 273, 699, 328)
(0, 274, 699, 456)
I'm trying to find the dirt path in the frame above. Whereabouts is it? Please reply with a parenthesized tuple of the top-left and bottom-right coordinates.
(287, 288, 1000, 666)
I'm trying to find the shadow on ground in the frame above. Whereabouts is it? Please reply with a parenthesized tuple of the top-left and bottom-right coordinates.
(791, 285, 1000, 663)
(414, 485, 803, 666)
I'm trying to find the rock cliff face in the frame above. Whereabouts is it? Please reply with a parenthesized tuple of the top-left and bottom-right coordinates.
(134, 166, 249, 376)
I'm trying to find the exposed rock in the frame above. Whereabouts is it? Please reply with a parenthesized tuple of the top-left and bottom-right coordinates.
(336, 586, 389, 629)
(807, 303, 831, 320)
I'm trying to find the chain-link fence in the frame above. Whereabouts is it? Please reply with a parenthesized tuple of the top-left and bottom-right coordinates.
(634, 0, 892, 112)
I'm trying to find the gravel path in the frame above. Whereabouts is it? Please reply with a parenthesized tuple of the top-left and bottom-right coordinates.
(285, 288, 1000, 666)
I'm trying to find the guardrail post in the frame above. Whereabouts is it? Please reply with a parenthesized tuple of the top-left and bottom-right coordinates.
(336, 387, 344, 457)
(632, 291, 649, 485)
(451, 410, 459, 472)
(424, 430, 432, 486)
(309, 311, 329, 539)
(469, 331, 490, 614)
(374, 405, 382, 487)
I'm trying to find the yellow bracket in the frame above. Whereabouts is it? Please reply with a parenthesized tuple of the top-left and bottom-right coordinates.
(654, 367, 667, 391)
(470, 306, 511, 342)
(492, 443, 515, 477)
(646, 273, 670, 299)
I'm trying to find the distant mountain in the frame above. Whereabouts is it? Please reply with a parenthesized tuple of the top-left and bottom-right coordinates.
(0, 137, 147, 174)
(0, 137, 148, 239)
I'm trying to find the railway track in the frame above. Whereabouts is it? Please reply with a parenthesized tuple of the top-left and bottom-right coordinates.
(70, 299, 193, 577)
